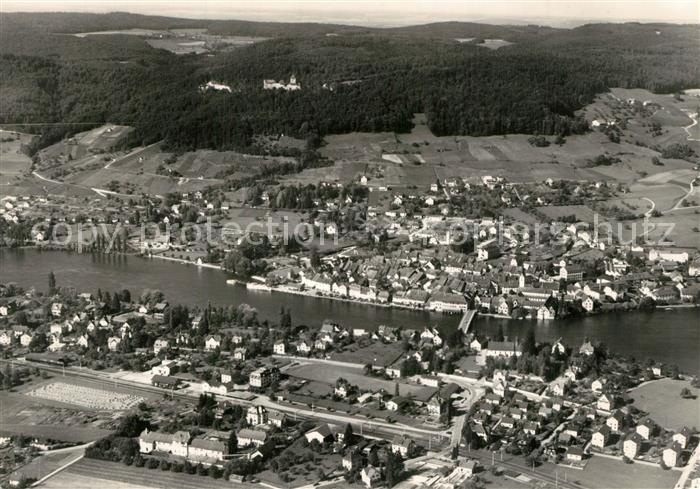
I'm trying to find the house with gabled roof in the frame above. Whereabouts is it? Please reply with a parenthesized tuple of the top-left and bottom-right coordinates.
(673, 427, 692, 449)
(597, 392, 616, 411)
(237, 428, 267, 448)
(606, 410, 625, 432)
(591, 425, 611, 448)
(663, 444, 683, 467)
(623, 433, 643, 459)
(305, 424, 334, 444)
(391, 435, 416, 458)
(636, 418, 656, 440)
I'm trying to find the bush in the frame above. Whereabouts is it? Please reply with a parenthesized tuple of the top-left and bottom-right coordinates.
(134, 455, 145, 467)
(528, 135, 550, 147)
(146, 458, 160, 469)
(661, 143, 695, 160)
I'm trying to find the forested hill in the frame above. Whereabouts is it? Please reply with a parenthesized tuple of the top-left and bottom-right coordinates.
(1, 12, 698, 154)
(0, 11, 557, 40)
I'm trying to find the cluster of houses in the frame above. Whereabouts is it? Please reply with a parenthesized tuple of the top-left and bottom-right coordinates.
(259, 235, 699, 320)
(461, 338, 698, 470)
(137, 411, 429, 488)
(0, 295, 172, 355)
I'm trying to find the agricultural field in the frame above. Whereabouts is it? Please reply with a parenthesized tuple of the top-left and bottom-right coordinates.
(49, 458, 237, 489)
(0, 391, 115, 443)
(41, 471, 155, 489)
(0, 130, 33, 186)
(9, 448, 84, 485)
(30, 125, 301, 196)
(312, 94, 698, 191)
(25, 381, 144, 410)
(629, 378, 700, 431)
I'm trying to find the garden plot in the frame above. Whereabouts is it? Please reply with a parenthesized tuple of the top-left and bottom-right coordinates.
(26, 381, 144, 410)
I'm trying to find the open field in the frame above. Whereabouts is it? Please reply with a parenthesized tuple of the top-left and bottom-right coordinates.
(629, 378, 700, 431)
(564, 455, 679, 489)
(31, 126, 308, 196)
(10, 449, 84, 484)
(25, 380, 145, 410)
(52, 458, 238, 489)
(311, 94, 698, 190)
(0, 130, 33, 186)
(0, 391, 114, 442)
(329, 342, 405, 367)
(41, 471, 155, 489)
(286, 362, 437, 400)
(537, 205, 597, 222)
(642, 209, 700, 248)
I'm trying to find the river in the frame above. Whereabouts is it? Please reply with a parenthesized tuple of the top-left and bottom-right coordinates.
(1, 249, 698, 373)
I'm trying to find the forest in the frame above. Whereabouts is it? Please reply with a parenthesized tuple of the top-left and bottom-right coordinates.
(1, 13, 698, 154)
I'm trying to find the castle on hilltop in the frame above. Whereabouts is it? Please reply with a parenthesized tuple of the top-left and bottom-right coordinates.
(263, 75, 301, 91)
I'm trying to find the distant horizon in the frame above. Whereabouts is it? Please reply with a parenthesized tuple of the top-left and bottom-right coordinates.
(2, 1, 698, 28)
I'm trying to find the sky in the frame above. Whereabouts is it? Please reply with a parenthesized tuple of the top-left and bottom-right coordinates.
(2, 0, 698, 27)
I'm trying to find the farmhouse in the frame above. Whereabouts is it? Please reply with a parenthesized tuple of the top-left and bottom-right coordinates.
(139, 429, 190, 457)
(188, 435, 228, 462)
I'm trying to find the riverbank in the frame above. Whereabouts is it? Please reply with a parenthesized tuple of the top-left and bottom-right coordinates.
(2, 248, 698, 373)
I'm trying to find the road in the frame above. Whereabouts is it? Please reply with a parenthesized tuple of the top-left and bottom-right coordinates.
(669, 178, 699, 212)
(32, 171, 63, 185)
(682, 109, 699, 142)
(642, 197, 656, 217)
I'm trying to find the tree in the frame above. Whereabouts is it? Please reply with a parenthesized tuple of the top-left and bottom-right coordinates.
(28, 333, 49, 353)
(343, 423, 354, 445)
(521, 329, 536, 355)
(495, 325, 505, 342)
(309, 247, 321, 269)
(228, 430, 238, 454)
(117, 414, 150, 437)
(384, 450, 404, 488)
(680, 387, 694, 399)
(48, 271, 56, 295)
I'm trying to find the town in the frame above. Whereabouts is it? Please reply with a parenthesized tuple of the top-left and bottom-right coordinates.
(0, 272, 698, 489)
(1, 5, 699, 489)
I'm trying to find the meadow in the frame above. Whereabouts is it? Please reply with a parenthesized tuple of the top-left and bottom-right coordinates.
(629, 378, 700, 431)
